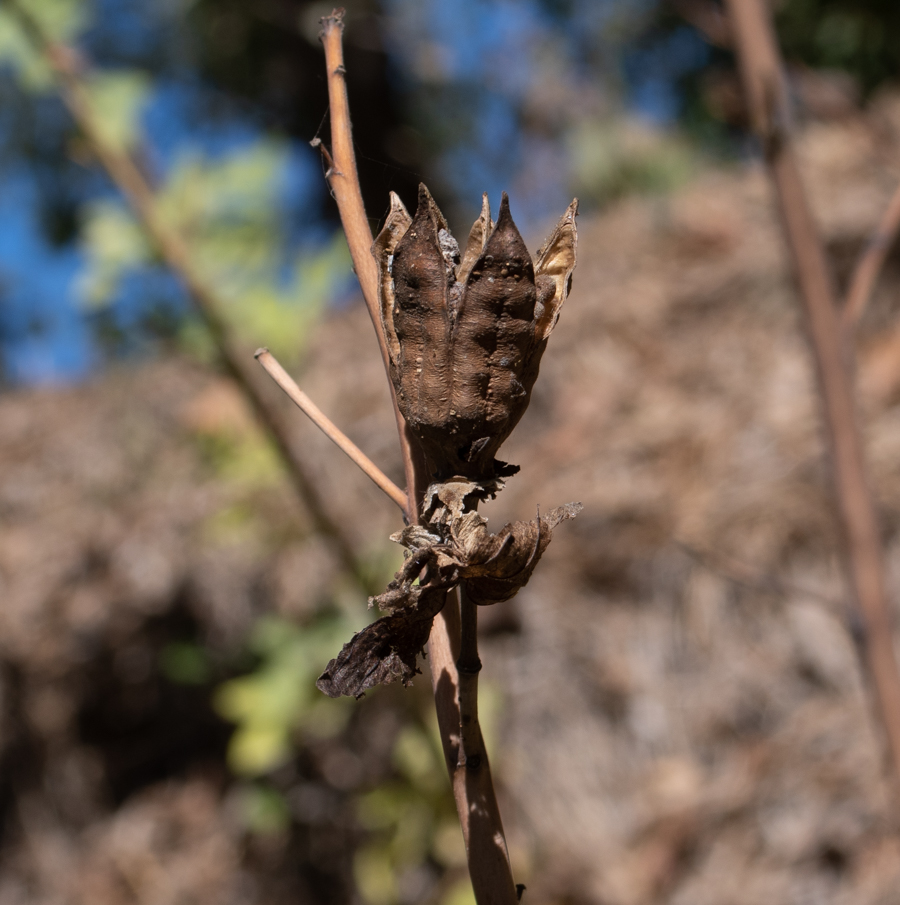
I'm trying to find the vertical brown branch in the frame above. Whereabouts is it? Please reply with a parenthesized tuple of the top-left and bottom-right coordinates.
(6, 0, 367, 587)
(318, 10, 423, 514)
(723, 0, 900, 784)
(318, 9, 517, 902)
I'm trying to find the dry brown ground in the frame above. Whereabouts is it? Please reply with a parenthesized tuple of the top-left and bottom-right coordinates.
(5, 97, 900, 903)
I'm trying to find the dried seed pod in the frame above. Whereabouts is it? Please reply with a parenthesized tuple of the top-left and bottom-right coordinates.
(375, 185, 577, 479)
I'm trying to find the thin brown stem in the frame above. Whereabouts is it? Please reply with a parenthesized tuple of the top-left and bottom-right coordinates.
(723, 0, 900, 786)
(453, 586, 518, 902)
(7, 0, 365, 587)
(317, 10, 517, 901)
(318, 9, 424, 511)
(255, 348, 407, 512)
(842, 179, 900, 329)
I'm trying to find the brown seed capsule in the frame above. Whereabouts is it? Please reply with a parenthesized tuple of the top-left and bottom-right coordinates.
(374, 185, 577, 479)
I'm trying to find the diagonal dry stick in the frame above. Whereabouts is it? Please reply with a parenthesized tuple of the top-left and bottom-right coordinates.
(723, 0, 900, 786)
(254, 348, 408, 511)
(5, 0, 367, 588)
(318, 10, 518, 902)
(842, 179, 900, 329)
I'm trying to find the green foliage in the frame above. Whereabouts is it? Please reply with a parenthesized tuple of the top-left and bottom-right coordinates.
(235, 781, 292, 835)
(159, 640, 212, 685)
(78, 138, 349, 362)
(77, 200, 149, 307)
(776, 0, 900, 93)
(354, 722, 468, 905)
(0, 0, 86, 92)
(568, 118, 694, 206)
(214, 615, 358, 776)
(83, 69, 151, 153)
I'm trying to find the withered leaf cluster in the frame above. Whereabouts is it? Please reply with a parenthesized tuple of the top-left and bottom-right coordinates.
(317, 186, 580, 700)
(316, 480, 582, 698)
(375, 185, 577, 480)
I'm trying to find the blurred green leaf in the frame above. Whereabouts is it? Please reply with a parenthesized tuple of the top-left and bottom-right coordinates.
(77, 200, 149, 308)
(83, 69, 150, 153)
(159, 641, 211, 685)
(0, 0, 86, 92)
(236, 782, 291, 835)
(392, 724, 445, 795)
(354, 843, 398, 905)
(441, 879, 476, 905)
(214, 615, 356, 776)
(77, 134, 346, 360)
(568, 118, 693, 205)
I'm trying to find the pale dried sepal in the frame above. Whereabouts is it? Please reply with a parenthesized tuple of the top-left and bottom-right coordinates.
(533, 198, 579, 342)
(372, 191, 411, 368)
(463, 501, 583, 606)
(458, 192, 492, 285)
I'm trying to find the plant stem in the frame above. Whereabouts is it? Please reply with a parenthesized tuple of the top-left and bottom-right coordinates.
(255, 348, 408, 512)
(723, 0, 900, 786)
(318, 10, 517, 900)
(318, 10, 423, 515)
(842, 179, 900, 329)
(6, 0, 366, 587)
(454, 587, 518, 900)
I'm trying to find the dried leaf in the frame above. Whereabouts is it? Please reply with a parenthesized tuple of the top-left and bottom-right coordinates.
(315, 609, 434, 699)
(533, 199, 579, 342)
(463, 502, 584, 606)
(317, 488, 582, 697)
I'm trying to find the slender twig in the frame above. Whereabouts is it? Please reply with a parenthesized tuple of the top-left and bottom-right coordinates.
(842, 179, 900, 329)
(255, 348, 407, 511)
(318, 10, 517, 902)
(723, 0, 900, 785)
(317, 11, 424, 512)
(4, 0, 370, 587)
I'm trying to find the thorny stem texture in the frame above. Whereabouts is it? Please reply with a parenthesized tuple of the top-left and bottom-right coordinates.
(319, 9, 518, 902)
(724, 0, 900, 787)
(5, 0, 368, 588)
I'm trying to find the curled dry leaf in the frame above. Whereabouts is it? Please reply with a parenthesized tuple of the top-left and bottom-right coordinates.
(374, 185, 578, 480)
(316, 588, 445, 699)
(316, 479, 582, 698)
(462, 502, 583, 606)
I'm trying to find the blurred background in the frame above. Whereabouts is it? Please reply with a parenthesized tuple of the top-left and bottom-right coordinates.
(3, 0, 900, 902)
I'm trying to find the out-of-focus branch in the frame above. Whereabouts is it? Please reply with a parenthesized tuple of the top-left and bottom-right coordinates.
(7, 0, 364, 585)
(255, 348, 407, 512)
(670, 0, 731, 48)
(723, 0, 900, 785)
(318, 10, 518, 903)
(842, 180, 900, 329)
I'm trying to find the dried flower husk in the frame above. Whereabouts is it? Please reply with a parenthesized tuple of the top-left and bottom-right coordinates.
(316, 479, 581, 698)
(374, 185, 578, 480)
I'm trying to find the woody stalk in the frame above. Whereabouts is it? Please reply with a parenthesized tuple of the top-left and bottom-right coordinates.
(261, 10, 580, 902)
